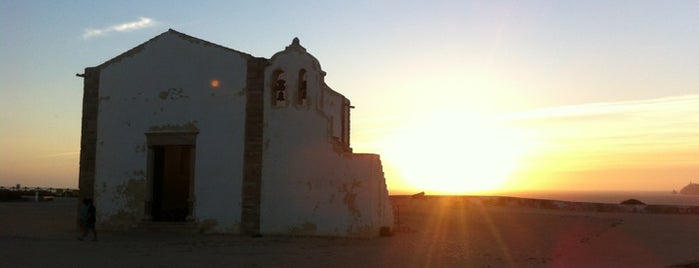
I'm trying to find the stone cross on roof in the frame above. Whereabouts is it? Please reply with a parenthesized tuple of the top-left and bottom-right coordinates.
(285, 37, 306, 52)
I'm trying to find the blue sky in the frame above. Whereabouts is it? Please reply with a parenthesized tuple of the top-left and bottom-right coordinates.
(1, 0, 698, 191)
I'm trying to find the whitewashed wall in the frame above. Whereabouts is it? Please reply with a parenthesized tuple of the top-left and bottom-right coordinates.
(260, 42, 394, 237)
(90, 33, 393, 237)
(93, 32, 249, 232)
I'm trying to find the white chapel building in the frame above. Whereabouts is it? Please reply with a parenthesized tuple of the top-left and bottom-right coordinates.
(78, 29, 393, 237)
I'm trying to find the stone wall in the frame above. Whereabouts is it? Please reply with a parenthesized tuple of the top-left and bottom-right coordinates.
(241, 57, 268, 236)
(78, 67, 100, 201)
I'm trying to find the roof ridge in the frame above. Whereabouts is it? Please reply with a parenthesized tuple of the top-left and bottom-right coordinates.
(96, 29, 257, 69)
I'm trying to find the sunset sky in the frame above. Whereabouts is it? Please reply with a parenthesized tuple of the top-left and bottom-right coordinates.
(1, 1, 697, 194)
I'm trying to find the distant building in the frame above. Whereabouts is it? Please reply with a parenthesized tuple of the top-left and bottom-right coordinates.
(78, 29, 393, 237)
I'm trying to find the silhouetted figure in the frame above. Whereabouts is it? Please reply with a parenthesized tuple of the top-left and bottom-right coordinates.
(79, 198, 97, 241)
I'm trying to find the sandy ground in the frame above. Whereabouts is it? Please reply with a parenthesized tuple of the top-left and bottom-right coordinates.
(2, 197, 699, 268)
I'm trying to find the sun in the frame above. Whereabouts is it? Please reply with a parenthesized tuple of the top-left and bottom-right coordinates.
(379, 108, 529, 194)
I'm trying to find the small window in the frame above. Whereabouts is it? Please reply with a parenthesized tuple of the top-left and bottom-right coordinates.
(297, 69, 307, 105)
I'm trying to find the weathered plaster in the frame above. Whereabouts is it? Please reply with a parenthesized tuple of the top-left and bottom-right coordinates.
(92, 29, 249, 232)
(197, 219, 219, 233)
(158, 88, 189, 100)
(259, 39, 393, 238)
(83, 30, 392, 238)
(339, 180, 362, 220)
(99, 174, 145, 230)
(288, 221, 317, 235)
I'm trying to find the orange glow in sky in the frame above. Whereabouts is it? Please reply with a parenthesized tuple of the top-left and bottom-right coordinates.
(374, 107, 531, 194)
(352, 95, 699, 195)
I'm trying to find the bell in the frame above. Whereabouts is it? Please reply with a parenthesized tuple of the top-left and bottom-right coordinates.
(276, 91, 285, 101)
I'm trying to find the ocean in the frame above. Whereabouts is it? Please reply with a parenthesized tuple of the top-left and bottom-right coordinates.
(497, 190, 699, 206)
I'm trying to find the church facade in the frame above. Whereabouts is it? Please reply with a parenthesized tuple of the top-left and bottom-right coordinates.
(78, 29, 393, 237)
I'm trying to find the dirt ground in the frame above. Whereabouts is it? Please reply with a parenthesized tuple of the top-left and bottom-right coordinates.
(2, 197, 699, 267)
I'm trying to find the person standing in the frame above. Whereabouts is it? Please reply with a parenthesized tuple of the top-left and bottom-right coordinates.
(79, 198, 97, 241)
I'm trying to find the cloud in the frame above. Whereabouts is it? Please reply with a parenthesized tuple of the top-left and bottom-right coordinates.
(37, 151, 79, 159)
(82, 17, 156, 39)
(504, 94, 699, 171)
(506, 94, 699, 129)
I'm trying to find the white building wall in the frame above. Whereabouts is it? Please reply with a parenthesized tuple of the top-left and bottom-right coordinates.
(93, 32, 249, 232)
(259, 43, 393, 237)
(321, 87, 346, 143)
